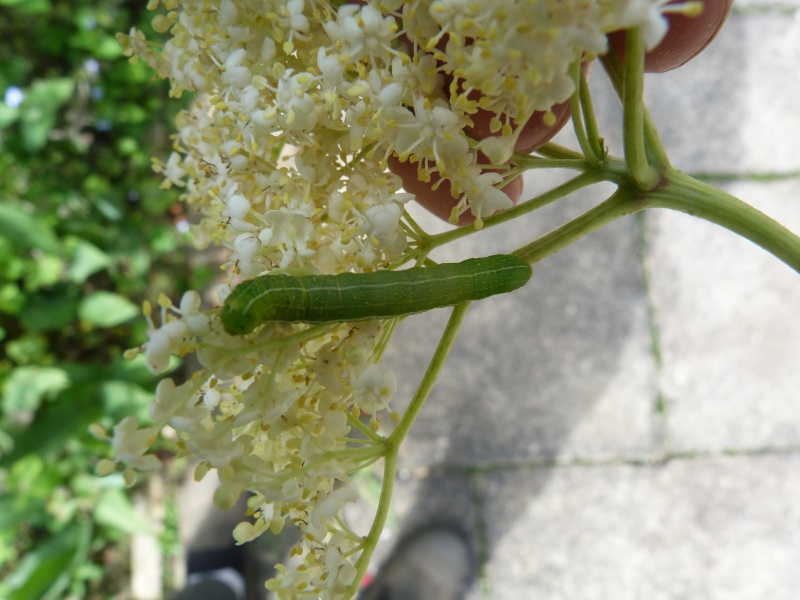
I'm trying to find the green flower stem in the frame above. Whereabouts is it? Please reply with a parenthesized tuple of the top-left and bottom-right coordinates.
(622, 27, 659, 190)
(509, 156, 589, 170)
(389, 301, 470, 444)
(649, 171, 800, 274)
(347, 446, 398, 598)
(424, 171, 607, 252)
(537, 141, 586, 160)
(274, 445, 384, 483)
(642, 107, 669, 169)
(512, 185, 638, 264)
(512, 169, 800, 274)
(579, 68, 604, 160)
(211, 323, 333, 358)
(402, 208, 428, 240)
(569, 62, 601, 166)
(373, 316, 400, 361)
(599, 53, 670, 169)
(348, 302, 471, 599)
(346, 412, 385, 443)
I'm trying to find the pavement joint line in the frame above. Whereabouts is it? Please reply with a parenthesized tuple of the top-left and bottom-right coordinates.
(466, 475, 493, 600)
(635, 212, 670, 454)
(396, 444, 800, 480)
(684, 170, 800, 183)
(731, 3, 800, 16)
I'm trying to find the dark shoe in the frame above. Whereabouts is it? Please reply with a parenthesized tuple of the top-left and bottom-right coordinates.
(359, 526, 474, 600)
(171, 566, 246, 600)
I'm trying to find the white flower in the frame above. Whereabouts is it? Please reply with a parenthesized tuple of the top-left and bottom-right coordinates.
(222, 47, 251, 90)
(285, 0, 309, 34)
(144, 318, 187, 373)
(458, 165, 514, 222)
(324, 4, 399, 65)
(111, 416, 160, 471)
(351, 363, 397, 414)
(179, 290, 202, 315)
(261, 211, 315, 268)
(158, 152, 186, 188)
(233, 519, 269, 544)
(149, 378, 195, 422)
(615, 0, 671, 50)
(308, 485, 359, 538)
(391, 97, 470, 169)
(275, 70, 319, 132)
(317, 47, 344, 87)
(232, 232, 263, 276)
(361, 202, 404, 249)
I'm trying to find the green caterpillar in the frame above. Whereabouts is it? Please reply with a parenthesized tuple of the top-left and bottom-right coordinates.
(220, 254, 532, 335)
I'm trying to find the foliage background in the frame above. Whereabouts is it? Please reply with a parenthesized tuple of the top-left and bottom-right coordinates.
(0, 1, 201, 597)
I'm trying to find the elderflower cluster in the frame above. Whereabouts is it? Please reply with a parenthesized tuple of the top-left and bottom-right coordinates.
(109, 1, 672, 597)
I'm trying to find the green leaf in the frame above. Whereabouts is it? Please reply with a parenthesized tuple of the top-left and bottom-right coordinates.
(1, 366, 70, 415)
(4, 521, 91, 600)
(24, 254, 64, 291)
(90, 195, 124, 222)
(0, 495, 44, 530)
(93, 488, 152, 537)
(0, 0, 50, 12)
(5, 333, 49, 364)
(100, 380, 153, 423)
(78, 291, 139, 328)
(110, 353, 157, 386)
(0, 427, 13, 456)
(19, 292, 79, 332)
(0, 282, 25, 315)
(2, 257, 25, 280)
(0, 385, 103, 468)
(0, 204, 59, 253)
(19, 78, 75, 151)
(0, 103, 19, 129)
(0, 239, 25, 279)
(66, 238, 110, 284)
(149, 223, 180, 257)
(77, 34, 123, 61)
(6, 453, 61, 499)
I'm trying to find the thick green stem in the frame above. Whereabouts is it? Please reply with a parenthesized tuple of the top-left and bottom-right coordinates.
(347, 302, 471, 598)
(512, 170, 800, 274)
(600, 53, 670, 169)
(513, 186, 638, 264)
(649, 171, 800, 274)
(622, 27, 659, 190)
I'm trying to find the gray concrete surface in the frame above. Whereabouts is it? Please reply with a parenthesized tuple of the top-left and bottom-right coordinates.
(177, 4, 800, 599)
(369, 6, 800, 599)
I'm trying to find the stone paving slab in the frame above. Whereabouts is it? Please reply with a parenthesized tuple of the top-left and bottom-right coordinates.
(478, 454, 800, 600)
(733, 0, 800, 11)
(343, 471, 480, 587)
(646, 178, 800, 452)
(580, 10, 800, 176)
(388, 182, 660, 469)
(644, 11, 800, 175)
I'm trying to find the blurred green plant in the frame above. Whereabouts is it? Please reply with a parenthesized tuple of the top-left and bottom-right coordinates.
(0, 1, 206, 597)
